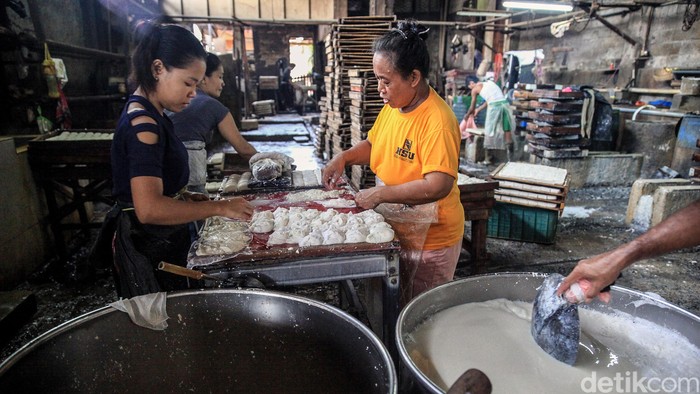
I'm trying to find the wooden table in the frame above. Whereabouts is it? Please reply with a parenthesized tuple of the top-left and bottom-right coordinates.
(27, 131, 114, 260)
(458, 180, 499, 274)
(188, 189, 402, 364)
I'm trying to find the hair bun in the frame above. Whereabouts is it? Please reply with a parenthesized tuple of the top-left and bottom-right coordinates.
(396, 19, 430, 40)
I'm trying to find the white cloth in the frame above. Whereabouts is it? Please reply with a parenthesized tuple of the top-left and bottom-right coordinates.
(110, 292, 169, 330)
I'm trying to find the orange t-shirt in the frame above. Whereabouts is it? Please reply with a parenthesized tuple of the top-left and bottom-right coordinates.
(367, 88, 464, 250)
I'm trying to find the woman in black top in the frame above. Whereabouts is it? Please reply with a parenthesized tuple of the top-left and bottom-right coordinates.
(101, 20, 252, 297)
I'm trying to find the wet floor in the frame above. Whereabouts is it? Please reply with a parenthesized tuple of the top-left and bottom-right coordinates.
(2, 113, 699, 364)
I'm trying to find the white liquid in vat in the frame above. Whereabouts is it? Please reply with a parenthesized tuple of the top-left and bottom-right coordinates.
(405, 299, 700, 394)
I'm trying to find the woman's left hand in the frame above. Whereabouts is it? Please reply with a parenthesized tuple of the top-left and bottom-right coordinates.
(355, 186, 384, 209)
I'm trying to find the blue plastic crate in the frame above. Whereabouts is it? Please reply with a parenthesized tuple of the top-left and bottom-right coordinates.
(487, 202, 558, 244)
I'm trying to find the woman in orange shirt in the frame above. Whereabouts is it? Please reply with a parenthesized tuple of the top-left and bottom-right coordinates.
(322, 20, 464, 302)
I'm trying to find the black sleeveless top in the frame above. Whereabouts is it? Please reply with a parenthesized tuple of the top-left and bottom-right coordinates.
(111, 95, 189, 202)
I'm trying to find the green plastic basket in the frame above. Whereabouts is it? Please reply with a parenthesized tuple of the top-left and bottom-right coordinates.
(487, 202, 558, 244)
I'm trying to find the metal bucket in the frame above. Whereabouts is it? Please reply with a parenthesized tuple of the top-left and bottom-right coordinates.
(397, 272, 700, 393)
(0, 289, 396, 393)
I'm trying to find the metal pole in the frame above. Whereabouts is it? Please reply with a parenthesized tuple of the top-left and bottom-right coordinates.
(614, 107, 686, 118)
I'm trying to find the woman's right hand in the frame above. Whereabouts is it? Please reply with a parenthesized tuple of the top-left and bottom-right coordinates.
(218, 197, 254, 221)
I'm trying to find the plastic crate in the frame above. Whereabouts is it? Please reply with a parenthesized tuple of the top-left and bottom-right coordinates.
(487, 202, 558, 244)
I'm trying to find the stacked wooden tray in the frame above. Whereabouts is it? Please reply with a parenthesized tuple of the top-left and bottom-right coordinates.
(320, 16, 394, 163)
(349, 69, 382, 147)
(513, 85, 589, 159)
(351, 164, 376, 190)
(490, 162, 569, 213)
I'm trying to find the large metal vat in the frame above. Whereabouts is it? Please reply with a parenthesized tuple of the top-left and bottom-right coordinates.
(397, 272, 700, 393)
(0, 289, 396, 393)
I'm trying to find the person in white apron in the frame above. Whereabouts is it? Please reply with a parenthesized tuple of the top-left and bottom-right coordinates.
(464, 76, 515, 164)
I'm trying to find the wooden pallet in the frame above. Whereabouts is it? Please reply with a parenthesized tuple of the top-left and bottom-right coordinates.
(320, 18, 391, 158)
(526, 134, 589, 148)
(527, 143, 588, 159)
(526, 122, 581, 135)
(531, 89, 585, 99)
(527, 111, 582, 124)
(529, 99, 584, 112)
(490, 162, 569, 212)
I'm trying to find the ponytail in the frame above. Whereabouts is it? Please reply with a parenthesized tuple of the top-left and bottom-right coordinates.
(128, 19, 207, 94)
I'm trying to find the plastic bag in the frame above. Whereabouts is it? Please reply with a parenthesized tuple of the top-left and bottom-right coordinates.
(36, 106, 52, 134)
(460, 115, 477, 140)
(374, 202, 437, 251)
(110, 292, 169, 330)
(374, 201, 438, 304)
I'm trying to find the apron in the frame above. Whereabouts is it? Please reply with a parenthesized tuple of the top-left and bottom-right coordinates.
(484, 99, 513, 150)
(91, 202, 191, 298)
(183, 140, 207, 192)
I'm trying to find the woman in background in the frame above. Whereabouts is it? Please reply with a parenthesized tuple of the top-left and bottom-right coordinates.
(170, 53, 257, 194)
(101, 20, 252, 298)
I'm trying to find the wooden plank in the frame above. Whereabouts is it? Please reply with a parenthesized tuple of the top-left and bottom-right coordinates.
(339, 15, 395, 23)
(210, 0, 233, 17)
(347, 69, 373, 77)
(310, 0, 334, 19)
(516, 83, 560, 90)
(235, 0, 259, 18)
(513, 101, 534, 110)
(532, 89, 585, 99)
(284, 0, 311, 19)
(527, 134, 587, 149)
(461, 199, 496, 210)
(460, 190, 496, 202)
(526, 122, 581, 135)
(464, 208, 491, 221)
(495, 180, 566, 196)
(491, 162, 569, 189)
(527, 111, 582, 124)
(528, 144, 588, 159)
(513, 90, 536, 100)
(334, 24, 392, 31)
(496, 187, 563, 202)
(259, 0, 285, 19)
(530, 100, 584, 112)
(495, 194, 562, 211)
(161, 0, 182, 14)
(183, 0, 208, 16)
(351, 99, 384, 108)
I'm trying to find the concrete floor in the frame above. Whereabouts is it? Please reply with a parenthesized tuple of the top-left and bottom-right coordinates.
(2, 113, 699, 364)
